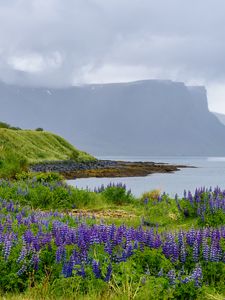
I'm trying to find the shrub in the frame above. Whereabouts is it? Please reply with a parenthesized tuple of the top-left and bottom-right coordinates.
(102, 186, 134, 205)
(0, 121, 21, 130)
(16, 171, 64, 183)
(141, 189, 161, 203)
(0, 152, 28, 179)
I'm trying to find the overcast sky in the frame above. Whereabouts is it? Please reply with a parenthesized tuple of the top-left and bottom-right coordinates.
(0, 0, 225, 112)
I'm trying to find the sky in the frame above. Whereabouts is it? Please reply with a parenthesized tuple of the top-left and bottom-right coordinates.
(0, 0, 225, 113)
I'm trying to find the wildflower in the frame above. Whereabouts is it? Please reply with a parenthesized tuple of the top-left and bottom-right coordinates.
(104, 264, 112, 282)
(92, 260, 101, 279)
(167, 269, 176, 285)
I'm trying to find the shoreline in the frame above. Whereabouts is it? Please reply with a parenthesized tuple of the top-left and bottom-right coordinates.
(30, 159, 190, 179)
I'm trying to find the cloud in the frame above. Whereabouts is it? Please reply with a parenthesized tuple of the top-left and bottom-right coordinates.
(0, 0, 225, 111)
(7, 52, 62, 73)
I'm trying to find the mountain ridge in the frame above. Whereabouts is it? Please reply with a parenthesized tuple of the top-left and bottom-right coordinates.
(0, 79, 225, 156)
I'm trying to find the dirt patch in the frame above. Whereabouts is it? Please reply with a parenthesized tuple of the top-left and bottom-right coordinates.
(71, 209, 136, 219)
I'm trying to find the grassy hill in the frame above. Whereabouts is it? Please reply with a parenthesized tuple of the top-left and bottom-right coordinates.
(0, 128, 95, 177)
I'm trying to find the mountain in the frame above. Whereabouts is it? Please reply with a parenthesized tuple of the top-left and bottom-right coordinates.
(0, 79, 225, 156)
(213, 112, 225, 126)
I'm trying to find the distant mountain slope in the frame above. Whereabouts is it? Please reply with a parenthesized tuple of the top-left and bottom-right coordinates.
(0, 79, 225, 156)
(213, 112, 225, 126)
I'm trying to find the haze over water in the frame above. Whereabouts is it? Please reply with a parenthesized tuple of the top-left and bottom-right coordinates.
(68, 156, 225, 197)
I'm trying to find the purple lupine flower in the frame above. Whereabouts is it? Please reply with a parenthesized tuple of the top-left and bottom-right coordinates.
(178, 231, 186, 263)
(182, 276, 191, 284)
(193, 239, 199, 262)
(209, 243, 221, 262)
(158, 195, 162, 202)
(188, 191, 194, 207)
(31, 254, 40, 271)
(191, 265, 203, 287)
(154, 233, 162, 248)
(104, 264, 112, 282)
(180, 242, 186, 263)
(5, 216, 12, 231)
(167, 269, 176, 285)
(126, 243, 133, 258)
(56, 246, 66, 263)
(17, 264, 27, 276)
(105, 242, 113, 256)
(92, 260, 101, 279)
(146, 229, 155, 248)
(3, 238, 12, 260)
(175, 194, 182, 212)
(158, 268, 163, 277)
(186, 228, 196, 246)
(77, 265, 86, 278)
(172, 242, 179, 262)
(144, 198, 149, 205)
(62, 260, 74, 278)
(202, 239, 209, 261)
(17, 246, 27, 263)
(32, 236, 41, 252)
(23, 230, 34, 244)
(162, 233, 179, 262)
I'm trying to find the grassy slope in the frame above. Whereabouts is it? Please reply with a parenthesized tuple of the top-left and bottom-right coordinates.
(0, 129, 95, 177)
(0, 128, 95, 162)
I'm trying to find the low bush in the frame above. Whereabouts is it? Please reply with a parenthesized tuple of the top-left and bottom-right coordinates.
(102, 186, 134, 205)
(16, 172, 64, 183)
(141, 189, 161, 202)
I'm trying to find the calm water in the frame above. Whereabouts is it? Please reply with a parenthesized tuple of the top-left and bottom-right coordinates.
(68, 156, 225, 197)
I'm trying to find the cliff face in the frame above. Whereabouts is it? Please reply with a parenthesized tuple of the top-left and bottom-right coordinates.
(0, 79, 225, 156)
(214, 112, 225, 126)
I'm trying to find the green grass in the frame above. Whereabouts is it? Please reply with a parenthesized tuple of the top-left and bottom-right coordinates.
(0, 128, 95, 178)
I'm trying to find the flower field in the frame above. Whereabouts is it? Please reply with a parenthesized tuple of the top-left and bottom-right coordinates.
(0, 178, 224, 299)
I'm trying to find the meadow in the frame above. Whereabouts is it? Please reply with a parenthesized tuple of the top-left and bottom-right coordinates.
(0, 174, 224, 300)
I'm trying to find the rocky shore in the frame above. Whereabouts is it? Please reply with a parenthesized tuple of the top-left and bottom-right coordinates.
(30, 160, 188, 179)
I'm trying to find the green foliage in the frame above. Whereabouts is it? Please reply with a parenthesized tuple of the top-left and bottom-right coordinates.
(172, 280, 202, 299)
(49, 276, 108, 299)
(0, 179, 102, 210)
(140, 189, 161, 202)
(0, 122, 21, 130)
(35, 128, 44, 131)
(198, 209, 225, 227)
(142, 196, 183, 227)
(0, 148, 28, 179)
(102, 186, 134, 205)
(201, 262, 225, 291)
(136, 276, 172, 300)
(16, 172, 64, 183)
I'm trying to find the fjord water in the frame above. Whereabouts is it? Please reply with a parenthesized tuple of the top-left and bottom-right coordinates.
(68, 156, 225, 197)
